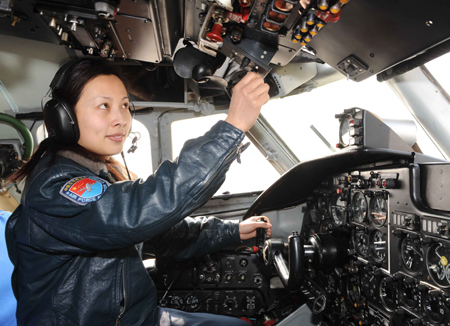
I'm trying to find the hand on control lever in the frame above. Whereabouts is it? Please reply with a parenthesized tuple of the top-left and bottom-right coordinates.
(239, 216, 272, 240)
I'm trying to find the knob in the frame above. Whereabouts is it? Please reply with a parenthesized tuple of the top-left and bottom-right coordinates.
(417, 284, 428, 292)
(354, 301, 365, 309)
(353, 312, 364, 322)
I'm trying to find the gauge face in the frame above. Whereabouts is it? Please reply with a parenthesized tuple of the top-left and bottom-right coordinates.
(352, 192, 367, 223)
(361, 266, 378, 297)
(339, 115, 351, 146)
(401, 278, 420, 309)
(185, 295, 200, 311)
(401, 237, 424, 274)
(369, 196, 387, 227)
(424, 292, 446, 324)
(370, 230, 387, 263)
(329, 193, 347, 226)
(379, 277, 399, 311)
(353, 230, 369, 257)
(426, 243, 450, 288)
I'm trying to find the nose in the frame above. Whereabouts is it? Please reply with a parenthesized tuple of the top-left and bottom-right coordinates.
(111, 106, 130, 127)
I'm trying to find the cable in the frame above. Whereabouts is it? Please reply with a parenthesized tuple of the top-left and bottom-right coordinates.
(120, 151, 132, 181)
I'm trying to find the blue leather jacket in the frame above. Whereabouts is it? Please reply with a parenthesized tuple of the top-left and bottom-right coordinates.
(6, 121, 245, 326)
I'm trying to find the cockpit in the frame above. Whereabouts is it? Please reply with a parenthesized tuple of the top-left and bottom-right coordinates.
(2, 1, 450, 325)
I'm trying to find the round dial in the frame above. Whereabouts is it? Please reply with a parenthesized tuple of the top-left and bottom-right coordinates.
(401, 236, 424, 274)
(426, 243, 450, 288)
(361, 266, 378, 297)
(170, 295, 183, 309)
(223, 296, 238, 312)
(379, 277, 399, 311)
(353, 229, 369, 257)
(370, 230, 387, 263)
(369, 196, 387, 227)
(184, 295, 200, 311)
(329, 193, 347, 226)
(401, 278, 420, 309)
(424, 292, 446, 324)
(352, 192, 367, 223)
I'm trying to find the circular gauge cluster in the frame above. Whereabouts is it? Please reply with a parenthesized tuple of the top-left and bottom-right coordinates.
(427, 243, 450, 288)
(400, 236, 424, 274)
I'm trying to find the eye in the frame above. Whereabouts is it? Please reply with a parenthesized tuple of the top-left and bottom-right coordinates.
(99, 103, 108, 110)
(122, 102, 130, 109)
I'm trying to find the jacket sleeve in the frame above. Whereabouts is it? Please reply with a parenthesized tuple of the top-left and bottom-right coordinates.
(24, 121, 245, 252)
(151, 216, 242, 260)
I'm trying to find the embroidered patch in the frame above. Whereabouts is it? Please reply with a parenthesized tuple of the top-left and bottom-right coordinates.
(60, 176, 110, 206)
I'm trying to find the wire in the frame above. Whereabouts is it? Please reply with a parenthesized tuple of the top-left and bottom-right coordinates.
(159, 268, 186, 305)
(120, 151, 132, 181)
(235, 246, 253, 252)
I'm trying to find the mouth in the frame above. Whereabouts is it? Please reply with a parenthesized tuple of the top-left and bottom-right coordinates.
(106, 133, 126, 142)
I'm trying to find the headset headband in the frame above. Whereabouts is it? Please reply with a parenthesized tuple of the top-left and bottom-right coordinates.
(49, 59, 84, 91)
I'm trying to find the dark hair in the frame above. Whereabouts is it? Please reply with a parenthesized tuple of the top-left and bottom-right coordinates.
(9, 59, 130, 184)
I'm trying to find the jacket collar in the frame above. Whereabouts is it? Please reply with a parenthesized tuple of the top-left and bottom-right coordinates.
(57, 150, 108, 176)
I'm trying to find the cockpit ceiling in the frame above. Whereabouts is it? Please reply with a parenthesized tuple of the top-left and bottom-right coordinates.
(1, 0, 450, 83)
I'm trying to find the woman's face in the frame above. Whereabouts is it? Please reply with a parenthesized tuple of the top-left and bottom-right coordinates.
(75, 74, 131, 157)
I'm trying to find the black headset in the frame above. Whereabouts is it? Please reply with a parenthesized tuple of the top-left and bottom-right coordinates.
(42, 59, 82, 145)
(42, 59, 135, 145)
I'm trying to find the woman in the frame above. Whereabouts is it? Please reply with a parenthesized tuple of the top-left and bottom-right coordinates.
(6, 59, 271, 326)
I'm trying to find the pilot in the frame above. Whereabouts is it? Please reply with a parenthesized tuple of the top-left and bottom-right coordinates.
(5, 59, 271, 326)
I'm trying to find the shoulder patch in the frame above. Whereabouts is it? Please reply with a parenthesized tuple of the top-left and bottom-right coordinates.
(60, 176, 110, 206)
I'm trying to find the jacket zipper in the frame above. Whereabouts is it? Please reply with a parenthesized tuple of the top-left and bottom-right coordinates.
(116, 259, 127, 326)
(200, 142, 247, 191)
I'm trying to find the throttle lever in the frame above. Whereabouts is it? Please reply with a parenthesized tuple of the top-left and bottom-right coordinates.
(256, 217, 268, 250)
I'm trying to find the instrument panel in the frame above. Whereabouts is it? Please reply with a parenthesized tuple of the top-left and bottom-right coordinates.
(298, 164, 450, 326)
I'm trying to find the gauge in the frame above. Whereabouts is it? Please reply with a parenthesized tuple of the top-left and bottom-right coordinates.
(184, 294, 200, 311)
(346, 277, 361, 304)
(170, 295, 183, 309)
(317, 194, 329, 216)
(329, 193, 347, 226)
(361, 266, 378, 297)
(352, 192, 367, 223)
(379, 276, 399, 312)
(339, 115, 351, 146)
(426, 243, 450, 288)
(353, 229, 369, 257)
(401, 278, 420, 309)
(370, 230, 387, 263)
(401, 236, 424, 274)
(369, 196, 387, 227)
(424, 291, 446, 324)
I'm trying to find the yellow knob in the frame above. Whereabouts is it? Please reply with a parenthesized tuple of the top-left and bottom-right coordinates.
(441, 256, 448, 266)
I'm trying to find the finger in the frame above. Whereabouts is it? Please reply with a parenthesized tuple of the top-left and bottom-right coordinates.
(237, 71, 260, 87)
(241, 230, 257, 240)
(253, 82, 270, 97)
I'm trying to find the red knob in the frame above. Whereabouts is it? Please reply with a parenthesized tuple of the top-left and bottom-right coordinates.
(206, 23, 223, 42)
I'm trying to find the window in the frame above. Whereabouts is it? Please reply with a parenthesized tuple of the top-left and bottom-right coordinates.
(425, 52, 450, 96)
(262, 75, 444, 161)
(171, 114, 280, 195)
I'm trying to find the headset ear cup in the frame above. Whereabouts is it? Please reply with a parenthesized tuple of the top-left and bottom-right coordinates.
(43, 97, 80, 145)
